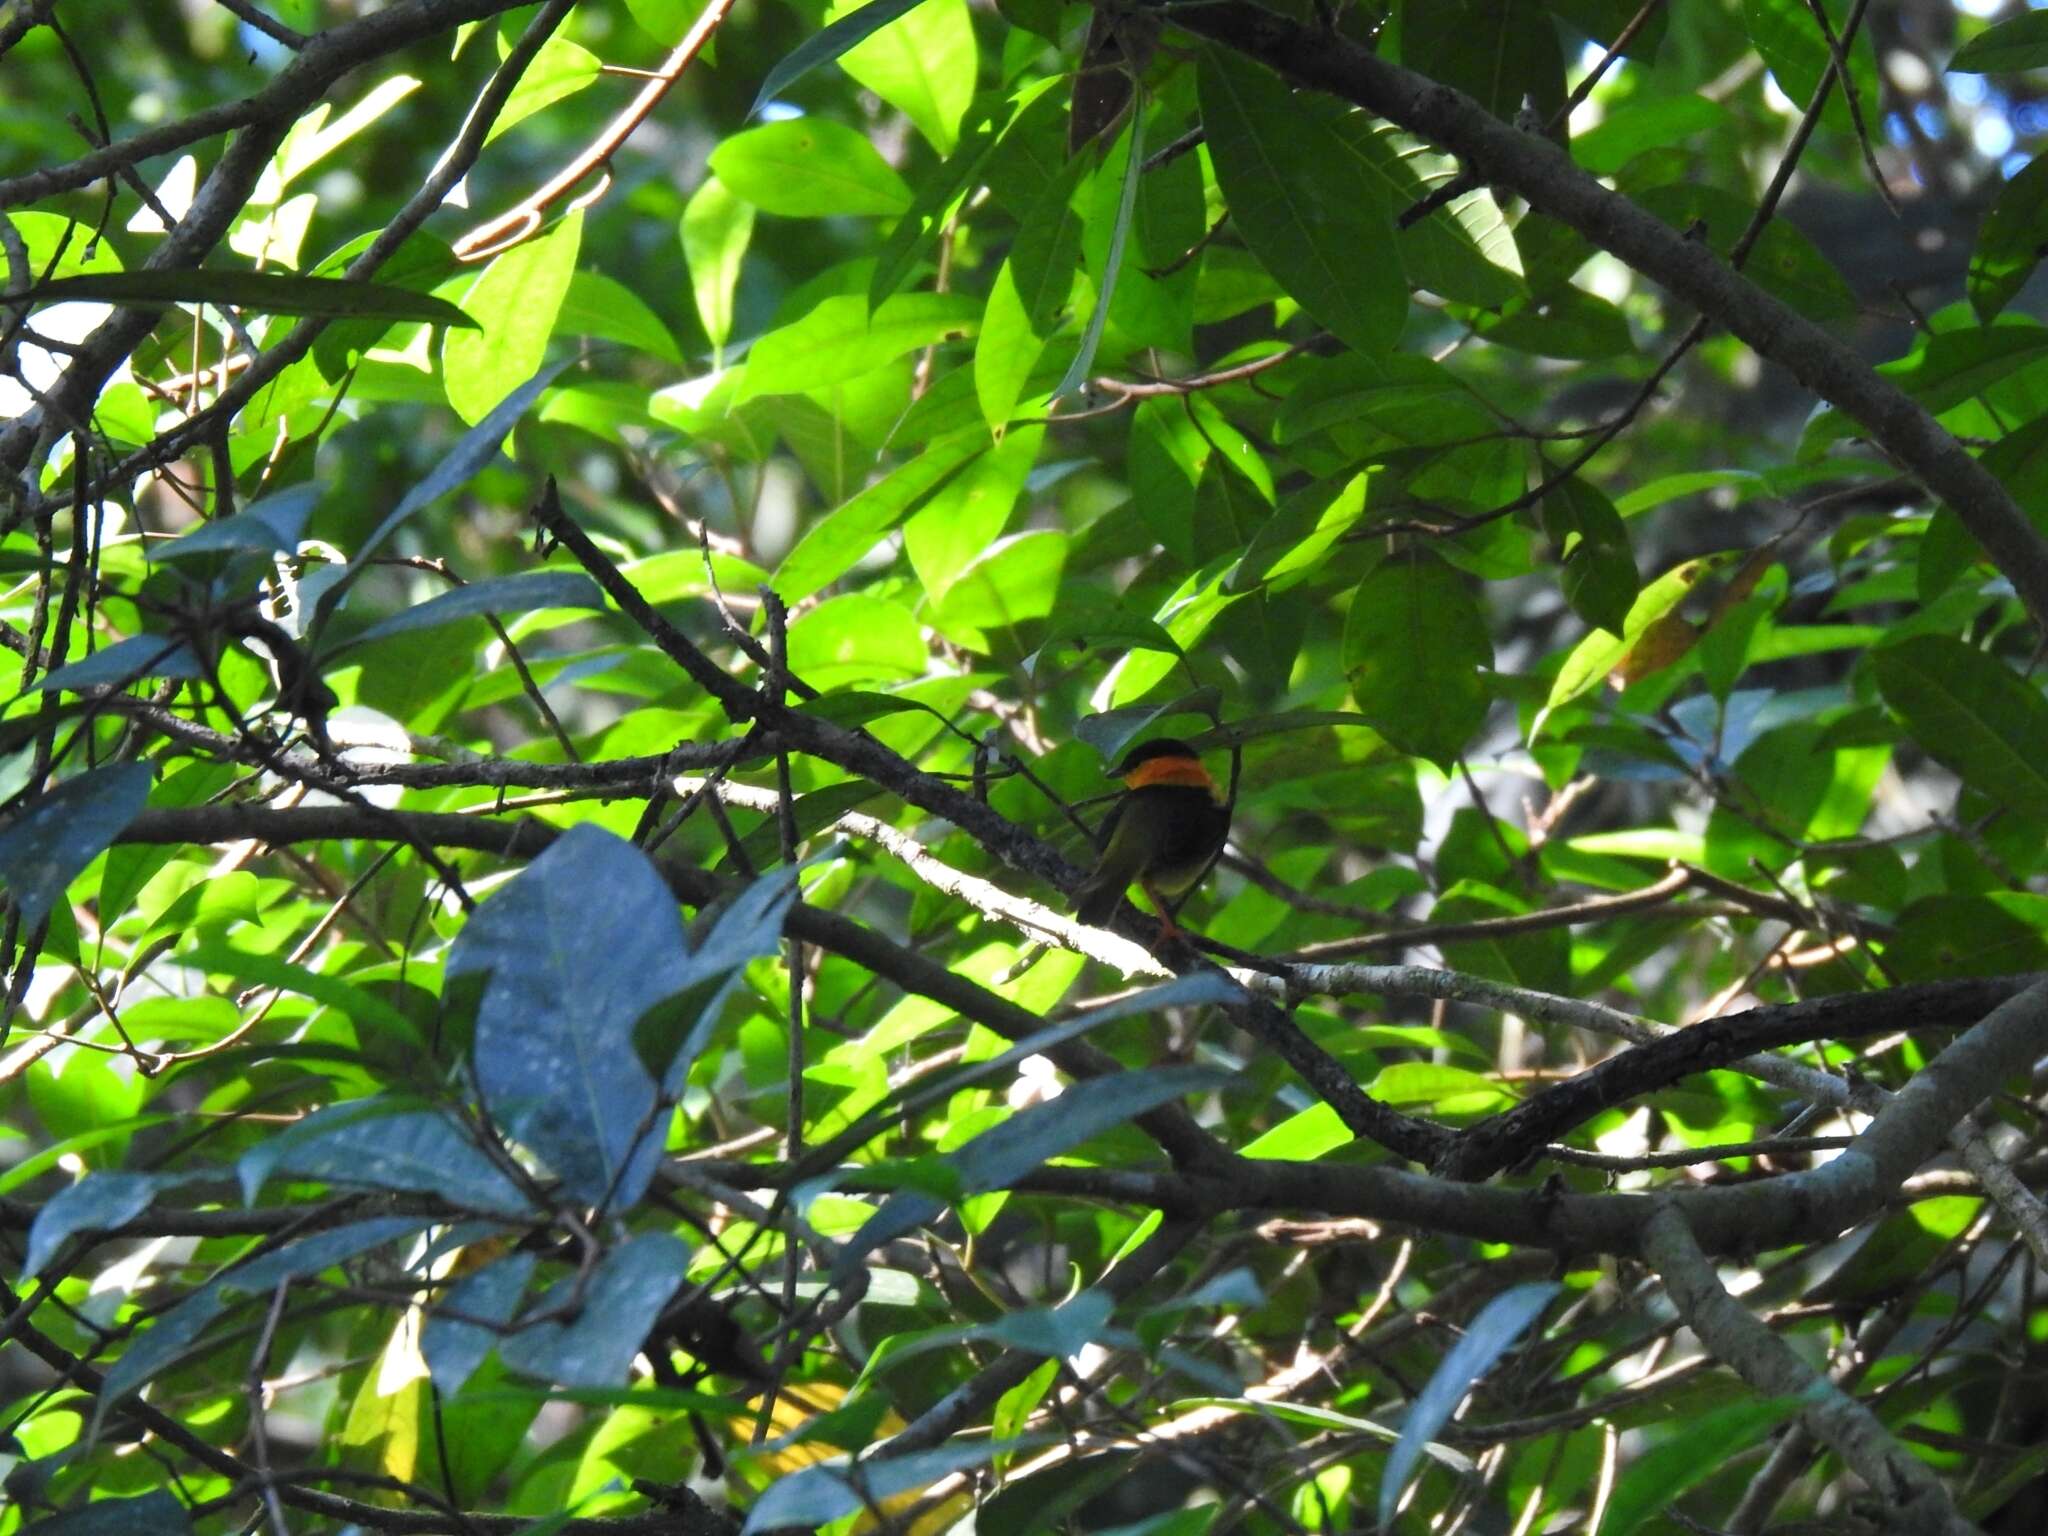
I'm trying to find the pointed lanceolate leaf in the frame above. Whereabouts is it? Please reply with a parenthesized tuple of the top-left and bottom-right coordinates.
(0, 268, 477, 326)
(681, 176, 755, 353)
(1541, 473, 1638, 635)
(0, 763, 152, 928)
(836, 1065, 1227, 1277)
(96, 1284, 229, 1418)
(1951, 10, 2048, 73)
(422, 1252, 537, 1393)
(498, 1231, 689, 1388)
(220, 1216, 437, 1295)
(739, 292, 978, 401)
(775, 428, 986, 602)
(451, 825, 692, 1210)
(25, 1171, 205, 1278)
(828, 0, 974, 154)
(1969, 154, 2048, 321)
(1051, 110, 1144, 400)
(312, 359, 570, 634)
(99, 1219, 438, 1423)
(1872, 634, 2048, 823)
(749, 0, 935, 117)
(632, 863, 799, 1085)
(24, 1489, 193, 1536)
(444, 209, 582, 425)
(1198, 49, 1406, 358)
(339, 571, 606, 650)
(238, 1098, 534, 1216)
(1343, 556, 1492, 767)
(1379, 1282, 1557, 1530)
(154, 483, 320, 565)
(32, 635, 202, 695)
(708, 118, 912, 219)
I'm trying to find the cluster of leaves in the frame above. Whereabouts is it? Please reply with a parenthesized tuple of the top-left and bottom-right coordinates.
(12, 0, 2048, 1533)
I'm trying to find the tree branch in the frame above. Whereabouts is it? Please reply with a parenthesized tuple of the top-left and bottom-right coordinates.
(1640, 1205, 1979, 1536)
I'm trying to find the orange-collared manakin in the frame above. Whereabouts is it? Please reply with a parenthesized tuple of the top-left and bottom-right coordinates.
(1072, 738, 1231, 936)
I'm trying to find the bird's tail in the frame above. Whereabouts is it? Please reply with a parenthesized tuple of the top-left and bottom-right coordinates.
(1073, 873, 1128, 926)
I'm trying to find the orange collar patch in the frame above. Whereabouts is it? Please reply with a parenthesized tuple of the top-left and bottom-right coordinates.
(1123, 755, 1214, 791)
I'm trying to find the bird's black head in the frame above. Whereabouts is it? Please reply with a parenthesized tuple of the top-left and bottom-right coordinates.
(1111, 737, 1204, 777)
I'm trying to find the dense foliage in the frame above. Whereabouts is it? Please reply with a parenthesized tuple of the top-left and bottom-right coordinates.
(11, 0, 2048, 1531)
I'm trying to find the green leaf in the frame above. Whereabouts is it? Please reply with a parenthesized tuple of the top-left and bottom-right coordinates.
(0, 268, 476, 327)
(905, 423, 1040, 601)
(1970, 155, 2048, 321)
(1337, 117, 1522, 309)
(443, 208, 582, 425)
(1573, 97, 1727, 176)
(1703, 721, 1888, 878)
(787, 593, 929, 687)
(930, 529, 1068, 637)
(1051, 110, 1146, 398)
(338, 571, 606, 650)
(1241, 1104, 1351, 1160)
(1035, 588, 1182, 662)
(827, 0, 974, 153)
(977, 157, 1087, 427)
(708, 118, 912, 218)
(835, 1065, 1229, 1277)
(1433, 881, 1572, 995)
(1477, 285, 1635, 357)
(178, 939, 425, 1050)
(22, 1491, 192, 1536)
(680, 176, 755, 357)
(0, 763, 151, 928)
(1871, 634, 2048, 822)
(1951, 10, 2048, 72)
(24, 1171, 205, 1278)
(1743, 0, 1876, 130)
(557, 269, 683, 366)
(1634, 184, 1854, 321)
(1275, 352, 1487, 448)
(1542, 473, 1638, 634)
(154, 482, 319, 565)
(1343, 555, 1492, 767)
(500, 1233, 690, 1388)
(487, 33, 600, 144)
(239, 1100, 534, 1214)
(1979, 413, 2048, 538)
(738, 291, 978, 402)
(1602, 1396, 1807, 1534)
(1882, 324, 2048, 412)
(873, 117, 993, 309)
(32, 633, 202, 694)
(1402, 0, 1565, 124)
(750, 0, 935, 114)
(1379, 1283, 1558, 1530)
(1198, 49, 1406, 357)
(628, 863, 798, 1074)
(1885, 892, 2048, 981)
(628, 0, 707, 42)
(422, 1253, 536, 1394)
(94, 1285, 230, 1424)
(976, 257, 1050, 432)
(1543, 553, 1732, 720)
(314, 359, 569, 632)
(775, 427, 987, 600)
(449, 825, 708, 1210)
(744, 1438, 1044, 1534)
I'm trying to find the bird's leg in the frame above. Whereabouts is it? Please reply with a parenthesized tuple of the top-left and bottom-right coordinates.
(1140, 880, 1190, 951)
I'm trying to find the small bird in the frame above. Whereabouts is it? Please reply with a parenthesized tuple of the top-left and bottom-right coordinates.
(1072, 737, 1231, 940)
